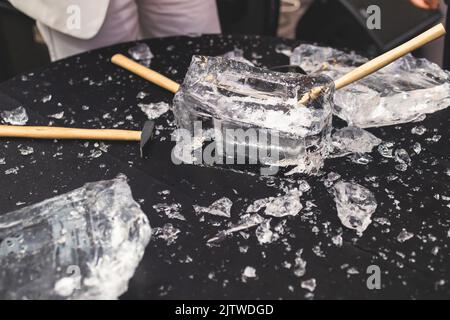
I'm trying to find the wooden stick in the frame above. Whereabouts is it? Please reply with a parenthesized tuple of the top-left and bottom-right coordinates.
(299, 23, 446, 104)
(111, 54, 180, 94)
(0, 125, 141, 141)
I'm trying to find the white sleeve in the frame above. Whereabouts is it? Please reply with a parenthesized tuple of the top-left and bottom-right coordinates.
(8, 0, 110, 39)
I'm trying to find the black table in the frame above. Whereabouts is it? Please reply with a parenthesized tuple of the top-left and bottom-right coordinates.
(0, 35, 449, 300)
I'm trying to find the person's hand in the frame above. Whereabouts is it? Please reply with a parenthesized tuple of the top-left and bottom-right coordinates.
(409, 0, 440, 10)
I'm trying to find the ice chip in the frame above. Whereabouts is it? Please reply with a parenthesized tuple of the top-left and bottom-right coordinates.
(255, 219, 279, 244)
(139, 102, 170, 120)
(1, 106, 28, 125)
(247, 189, 302, 217)
(294, 249, 307, 277)
(291, 44, 450, 128)
(193, 197, 233, 218)
(397, 229, 414, 243)
(301, 279, 317, 292)
(0, 175, 151, 300)
(152, 223, 180, 245)
(221, 49, 254, 66)
(128, 43, 153, 66)
(331, 181, 377, 234)
(173, 55, 335, 174)
(330, 126, 382, 157)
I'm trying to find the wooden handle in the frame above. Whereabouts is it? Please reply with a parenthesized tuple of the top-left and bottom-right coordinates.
(0, 125, 141, 141)
(112, 54, 180, 93)
(334, 23, 446, 90)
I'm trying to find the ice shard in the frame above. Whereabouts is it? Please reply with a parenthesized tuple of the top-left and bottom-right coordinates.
(331, 181, 377, 234)
(291, 44, 450, 128)
(0, 175, 151, 300)
(330, 126, 382, 158)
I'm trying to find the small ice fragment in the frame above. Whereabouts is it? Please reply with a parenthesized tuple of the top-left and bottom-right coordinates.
(136, 91, 148, 100)
(349, 153, 372, 165)
(128, 43, 153, 66)
(397, 229, 414, 243)
(247, 190, 303, 218)
(138, 102, 170, 120)
(152, 223, 180, 245)
(207, 214, 264, 244)
(413, 142, 422, 154)
(221, 49, 254, 66)
(0, 158, 5, 165)
(42, 94, 52, 103)
(330, 126, 382, 157)
(394, 149, 411, 165)
(411, 126, 427, 136)
(193, 197, 232, 218)
(49, 111, 64, 119)
(0, 106, 28, 125)
(89, 149, 102, 159)
(242, 266, 257, 282)
(18, 146, 34, 156)
(294, 249, 307, 277)
(5, 167, 19, 175)
(82, 105, 90, 111)
(298, 180, 311, 193)
(332, 235, 343, 247)
(255, 219, 279, 244)
(324, 172, 341, 188)
(301, 279, 316, 292)
(331, 181, 377, 234)
(0, 175, 151, 300)
(275, 44, 293, 57)
(153, 203, 185, 221)
(378, 142, 395, 158)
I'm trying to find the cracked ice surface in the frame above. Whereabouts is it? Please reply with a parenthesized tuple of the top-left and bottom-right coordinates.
(331, 181, 377, 234)
(291, 44, 450, 128)
(173, 55, 335, 173)
(0, 175, 151, 300)
(0, 106, 28, 125)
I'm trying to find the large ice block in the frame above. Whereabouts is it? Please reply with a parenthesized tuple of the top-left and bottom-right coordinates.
(291, 44, 450, 128)
(0, 175, 151, 300)
(173, 55, 335, 174)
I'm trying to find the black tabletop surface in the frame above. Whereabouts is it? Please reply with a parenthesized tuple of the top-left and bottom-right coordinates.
(0, 34, 449, 300)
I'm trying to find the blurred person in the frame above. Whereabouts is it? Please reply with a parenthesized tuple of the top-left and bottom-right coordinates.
(8, 0, 221, 61)
(409, 0, 449, 69)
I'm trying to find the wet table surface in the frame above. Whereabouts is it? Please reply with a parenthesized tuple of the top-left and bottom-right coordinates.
(0, 35, 449, 300)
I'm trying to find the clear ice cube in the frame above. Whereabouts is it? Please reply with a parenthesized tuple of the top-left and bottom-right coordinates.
(0, 175, 151, 300)
(331, 181, 377, 234)
(291, 44, 450, 128)
(173, 55, 335, 174)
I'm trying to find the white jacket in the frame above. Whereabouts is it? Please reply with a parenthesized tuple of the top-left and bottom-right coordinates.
(8, 0, 110, 39)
